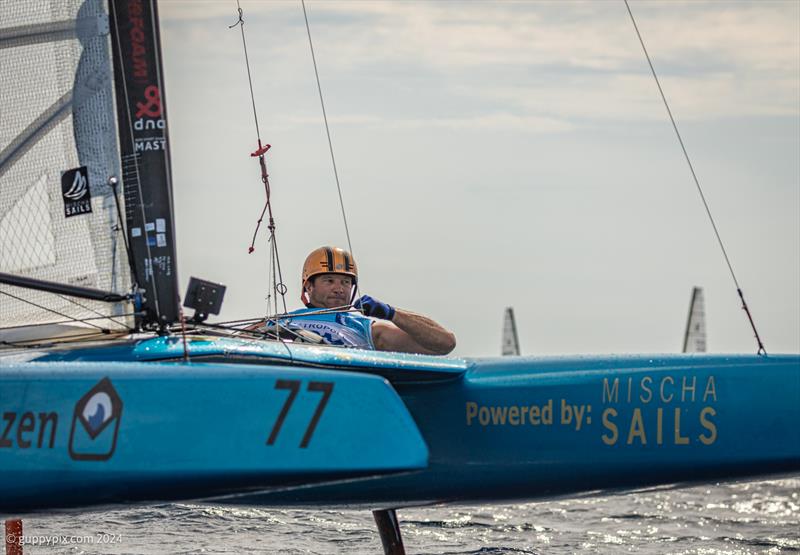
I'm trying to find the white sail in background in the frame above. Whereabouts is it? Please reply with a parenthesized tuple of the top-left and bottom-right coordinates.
(682, 286, 707, 353)
(501, 307, 521, 356)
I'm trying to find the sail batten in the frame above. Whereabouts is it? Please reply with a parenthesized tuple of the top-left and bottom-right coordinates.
(0, 14, 108, 50)
(0, 93, 72, 179)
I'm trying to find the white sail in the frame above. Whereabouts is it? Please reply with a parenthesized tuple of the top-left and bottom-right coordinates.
(0, 0, 131, 331)
(501, 307, 521, 356)
(682, 286, 707, 353)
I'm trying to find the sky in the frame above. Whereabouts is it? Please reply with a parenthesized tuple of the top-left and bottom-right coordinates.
(157, 1, 799, 357)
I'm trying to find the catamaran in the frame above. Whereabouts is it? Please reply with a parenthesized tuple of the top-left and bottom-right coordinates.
(1, 1, 798, 553)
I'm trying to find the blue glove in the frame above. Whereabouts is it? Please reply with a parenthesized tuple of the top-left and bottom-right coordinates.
(354, 295, 395, 320)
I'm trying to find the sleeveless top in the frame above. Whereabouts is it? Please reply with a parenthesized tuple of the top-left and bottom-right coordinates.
(284, 307, 375, 349)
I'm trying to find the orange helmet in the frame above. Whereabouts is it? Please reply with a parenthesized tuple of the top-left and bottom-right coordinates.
(301, 246, 358, 305)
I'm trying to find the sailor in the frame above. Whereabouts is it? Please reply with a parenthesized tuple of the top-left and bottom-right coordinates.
(284, 246, 456, 355)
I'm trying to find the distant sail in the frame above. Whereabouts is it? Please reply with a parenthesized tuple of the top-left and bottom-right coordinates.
(501, 307, 521, 356)
(682, 286, 707, 353)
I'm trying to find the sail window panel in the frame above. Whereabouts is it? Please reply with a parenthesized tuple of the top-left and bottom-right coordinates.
(0, 20, 78, 159)
(0, 115, 113, 328)
(0, 114, 74, 281)
(0, 173, 56, 272)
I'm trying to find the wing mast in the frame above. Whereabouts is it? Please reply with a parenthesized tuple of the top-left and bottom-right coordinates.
(108, 0, 179, 329)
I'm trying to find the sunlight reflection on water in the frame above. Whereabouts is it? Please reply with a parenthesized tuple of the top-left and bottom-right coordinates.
(16, 478, 799, 554)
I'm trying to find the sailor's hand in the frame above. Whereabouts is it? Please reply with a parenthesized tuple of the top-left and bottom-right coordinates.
(354, 295, 395, 320)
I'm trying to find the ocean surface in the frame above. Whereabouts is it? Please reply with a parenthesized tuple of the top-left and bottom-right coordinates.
(14, 477, 799, 554)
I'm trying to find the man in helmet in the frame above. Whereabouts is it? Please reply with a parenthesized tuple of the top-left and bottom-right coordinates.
(284, 246, 456, 355)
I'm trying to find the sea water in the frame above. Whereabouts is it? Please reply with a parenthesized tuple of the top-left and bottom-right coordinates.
(14, 477, 799, 554)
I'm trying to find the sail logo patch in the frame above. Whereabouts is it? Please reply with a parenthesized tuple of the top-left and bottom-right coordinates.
(68, 378, 123, 461)
(61, 166, 92, 217)
(133, 85, 166, 152)
(135, 85, 161, 118)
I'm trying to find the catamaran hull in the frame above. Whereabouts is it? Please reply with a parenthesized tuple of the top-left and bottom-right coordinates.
(1, 338, 798, 514)
(225, 354, 799, 508)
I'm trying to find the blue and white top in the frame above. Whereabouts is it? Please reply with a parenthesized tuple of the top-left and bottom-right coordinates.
(283, 307, 375, 349)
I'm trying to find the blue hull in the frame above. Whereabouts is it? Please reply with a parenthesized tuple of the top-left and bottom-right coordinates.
(1, 336, 798, 514)
(241, 354, 799, 508)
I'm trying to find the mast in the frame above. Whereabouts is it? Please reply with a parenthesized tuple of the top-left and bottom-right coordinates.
(108, 0, 179, 329)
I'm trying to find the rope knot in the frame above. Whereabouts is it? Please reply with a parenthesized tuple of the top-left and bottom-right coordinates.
(228, 7, 244, 29)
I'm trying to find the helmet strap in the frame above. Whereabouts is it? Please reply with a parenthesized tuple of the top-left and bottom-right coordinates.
(301, 281, 312, 308)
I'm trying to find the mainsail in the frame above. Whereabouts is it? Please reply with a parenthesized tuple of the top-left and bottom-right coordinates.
(0, 0, 179, 333)
(0, 0, 130, 331)
(682, 286, 707, 353)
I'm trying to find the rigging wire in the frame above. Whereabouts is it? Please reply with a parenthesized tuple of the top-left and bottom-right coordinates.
(230, 1, 289, 322)
(225, 2, 362, 338)
(229, 3, 262, 143)
(1, 331, 127, 349)
(624, 0, 766, 355)
(54, 294, 131, 330)
(301, 0, 355, 260)
(211, 305, 362, 329)
(109, 172, 138, 290)
(0, 312, 140, 331)
(178, 302, 190, 362)
(0, 290, 108, 331)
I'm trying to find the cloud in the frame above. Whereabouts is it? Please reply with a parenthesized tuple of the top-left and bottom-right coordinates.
(294, 2, 797, 71)
(161, 1, 799, 126)
(281, 112, 573, 132)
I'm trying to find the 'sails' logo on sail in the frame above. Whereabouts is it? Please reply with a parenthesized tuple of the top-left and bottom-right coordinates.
(68, 378, 123, 461)
(61, 166, 92, 218)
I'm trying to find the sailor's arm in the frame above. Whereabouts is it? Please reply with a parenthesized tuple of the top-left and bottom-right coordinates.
(372, 309, 456, 354)
(356, 295, 456, 355)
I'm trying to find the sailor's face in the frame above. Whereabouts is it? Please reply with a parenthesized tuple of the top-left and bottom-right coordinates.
(306, 273, 353, 308)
